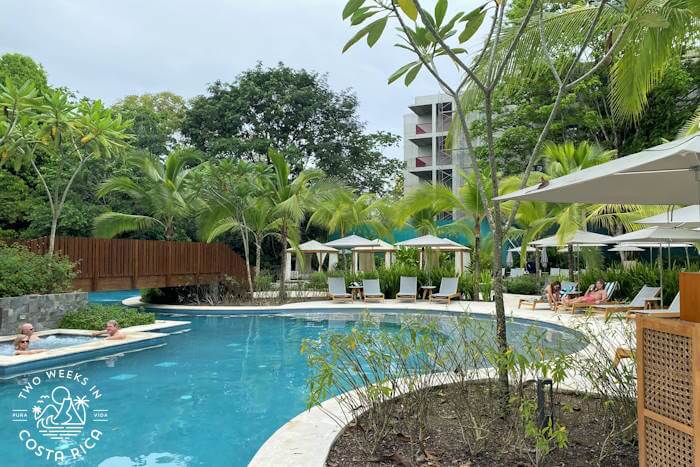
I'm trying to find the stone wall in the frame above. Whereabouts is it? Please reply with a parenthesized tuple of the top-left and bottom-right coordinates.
(0, 292, 88, 336)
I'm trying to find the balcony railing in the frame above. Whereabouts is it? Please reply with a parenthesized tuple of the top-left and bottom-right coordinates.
(436, 151, 452, 166)
(415, 122, 432, 134)
(437, 115, 452, 132)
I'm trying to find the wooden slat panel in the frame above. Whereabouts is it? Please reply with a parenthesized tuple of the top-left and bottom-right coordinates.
(11, 236, 249, 292)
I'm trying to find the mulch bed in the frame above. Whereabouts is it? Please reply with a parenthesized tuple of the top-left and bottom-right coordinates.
(327, 382, 638, 467)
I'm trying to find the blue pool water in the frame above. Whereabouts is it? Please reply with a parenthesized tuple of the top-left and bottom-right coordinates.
(88, 290, 141, 305)
(0, 312, 584, 466)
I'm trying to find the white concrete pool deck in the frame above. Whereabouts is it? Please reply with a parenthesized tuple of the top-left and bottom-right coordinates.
(0, 320, 188, 371)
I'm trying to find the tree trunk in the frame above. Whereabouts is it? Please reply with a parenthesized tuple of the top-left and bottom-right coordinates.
(279, 226, 288, 302)
(472, 220, 481, 301)
(535, 248, 541, 279)
(255, 237, 262, 279)
(490, 205, 510, 406)
(48, 215, 59, 256)
(567, 245, 574, 282)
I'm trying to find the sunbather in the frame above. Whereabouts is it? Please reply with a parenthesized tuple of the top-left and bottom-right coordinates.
(544, 281, 561, 308)
(562, 279, 607, 306)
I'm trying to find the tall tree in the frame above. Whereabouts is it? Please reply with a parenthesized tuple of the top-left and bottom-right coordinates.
(182, 63, 402, 194)
(265, 148, 323, 300)
(94, 149, 201, 240)
(0, 53, 49, 92)
(112, 92, 187, 156)
(7, 89, 130, 254)
(308, 185, 388, 238)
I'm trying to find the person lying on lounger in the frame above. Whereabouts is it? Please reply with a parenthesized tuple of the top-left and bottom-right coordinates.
(92, 320, 126, 340)
(544, 281, 561, 308)
(562, 279, 607, 306)
(14, 335, 46, 355)
(19, 323, 40, 342)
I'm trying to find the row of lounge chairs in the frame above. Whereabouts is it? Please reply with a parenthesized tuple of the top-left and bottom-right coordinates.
(327, 277, 461, 304)
(518, 280, 680, 318)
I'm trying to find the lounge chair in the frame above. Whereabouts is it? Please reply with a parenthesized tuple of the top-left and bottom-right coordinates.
(362, 279, 384, 302)
(556, 281, 618, 313)
(430, 277, 460, 304)
(327, 277, 352, 302)
(396, 276, 417, 302)
(627, 292, 680, 319)
(590, 285, 661, 318)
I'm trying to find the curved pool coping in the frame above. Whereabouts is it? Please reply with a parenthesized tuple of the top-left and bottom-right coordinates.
(124, 296, 626, 467)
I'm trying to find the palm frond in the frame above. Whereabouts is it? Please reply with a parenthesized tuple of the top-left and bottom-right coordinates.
(93, 212, 162, 238)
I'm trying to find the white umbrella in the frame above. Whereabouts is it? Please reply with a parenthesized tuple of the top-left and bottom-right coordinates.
(609, 227, 700, 303)
(608, 245, 645, 252)
(637, 205, 700, 229)
(507, 246, 537, 252)
(530, 230, 614, 247)
(495, 134, 700, 205)
(540, 247, 548, 267)
(506, 250, 513, 268)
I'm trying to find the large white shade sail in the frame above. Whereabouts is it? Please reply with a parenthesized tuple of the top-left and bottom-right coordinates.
(530, 230, 613, 247)
(609, 226, 700, 244)
(495, 135, 700, 204)
(637, 205, 700, 229)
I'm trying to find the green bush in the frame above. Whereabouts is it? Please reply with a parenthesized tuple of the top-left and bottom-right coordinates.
(141, 287, 181, 304)
(0, 244, 76, 298)
(59, 304, 155, 330)
(307, 271, 327, 291)
(254, 272, 274, 291)
(504, 275, 543, 295)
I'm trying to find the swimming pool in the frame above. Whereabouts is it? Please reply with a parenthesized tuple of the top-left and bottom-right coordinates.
(0, 334, 100, 356)
(0, 311, 584, 466)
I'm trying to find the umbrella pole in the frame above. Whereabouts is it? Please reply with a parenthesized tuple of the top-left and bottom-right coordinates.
(659, 244, 664, 305)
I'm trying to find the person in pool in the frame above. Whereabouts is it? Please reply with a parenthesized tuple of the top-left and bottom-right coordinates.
(92, 320, 126, 340)
(562, 279, 607, 306)
(14, 335, 46, 355)
(19, 323, 40, 342)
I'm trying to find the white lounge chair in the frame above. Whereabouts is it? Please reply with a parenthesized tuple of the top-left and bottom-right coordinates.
(396, 276, 417, 302)
(362, 279, 384, 302)
(591, 284, 661, 317)
(327, 277, 352, 302)
(430, 277, 460, 304)
(628, 292, 680, 319)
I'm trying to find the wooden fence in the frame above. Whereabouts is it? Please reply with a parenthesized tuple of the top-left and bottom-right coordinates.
(17, 237, 249, 292)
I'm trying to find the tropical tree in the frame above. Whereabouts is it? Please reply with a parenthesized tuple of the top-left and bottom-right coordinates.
(540, 141, 615, 178)
(265, 148, 323, 300)
(94, 149, 201, 241)
(308, 185, 389, 238)
(678, 106, 700, 137)
(196, 159, 272, 295)
(7, 89, 130, 254)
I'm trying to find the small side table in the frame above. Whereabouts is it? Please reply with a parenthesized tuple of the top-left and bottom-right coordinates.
(349, 286, 363, 302)
(420, 285, 436, 300)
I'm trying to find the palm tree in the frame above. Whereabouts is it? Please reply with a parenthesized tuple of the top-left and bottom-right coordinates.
(94, 149, 201, 240)
(541, 141, 615, 178)
(196, 159, 264, 295)
(678, 106, 700, 137)
(265, 149, 323, 300)
(308, 185, 389, 238)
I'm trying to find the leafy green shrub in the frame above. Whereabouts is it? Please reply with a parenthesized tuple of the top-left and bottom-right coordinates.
(0, 244, 76, 298)
(505, 275, 543, 295)
(479, 270, 493, 301)
(59, 304, 155, 330)
(459, 273, 477, 301)
(141, 287, 181, 304)
(307, 271, 327, 291)
(254, 272, 274, 291)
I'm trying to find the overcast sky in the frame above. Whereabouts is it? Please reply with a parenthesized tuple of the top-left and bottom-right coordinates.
(1, 0, 477, 159)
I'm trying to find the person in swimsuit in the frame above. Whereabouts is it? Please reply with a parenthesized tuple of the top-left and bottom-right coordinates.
(92, 320, 126, 340)
(19, 323, 40, 342)
(544, 281, 562, 308)
(562, 279, 607, 306)
(14, 335, 46, 355)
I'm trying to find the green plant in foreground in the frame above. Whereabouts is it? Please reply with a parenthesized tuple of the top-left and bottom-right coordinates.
(59, 304, 154, 330)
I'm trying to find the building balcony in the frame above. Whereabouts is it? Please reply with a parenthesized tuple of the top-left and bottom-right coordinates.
(409, 155, 433, 168)
(415, 122, 432, 134)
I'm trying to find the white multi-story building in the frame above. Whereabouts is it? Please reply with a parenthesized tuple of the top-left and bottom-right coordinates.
(403, 94, 476, 216)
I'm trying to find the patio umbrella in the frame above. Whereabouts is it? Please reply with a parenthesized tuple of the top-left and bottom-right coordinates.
(540, 247, 548, 267)
(637, 204, 700, 229)
(610, 227, 700, 303)
(608, 245, 645, 252)
(531, 231, 613, 279)
(325, 235, 375, 273)
(506, 245, 536, 269)
(506, 250, 513, 268)
(495, 134, 700, 205)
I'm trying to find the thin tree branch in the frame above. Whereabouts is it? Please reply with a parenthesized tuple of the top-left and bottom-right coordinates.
(538, 2, 562, 86)
(490, 0, 539, 89)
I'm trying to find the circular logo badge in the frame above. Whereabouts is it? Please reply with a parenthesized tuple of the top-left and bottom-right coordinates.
(11, 369, 107, 464)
